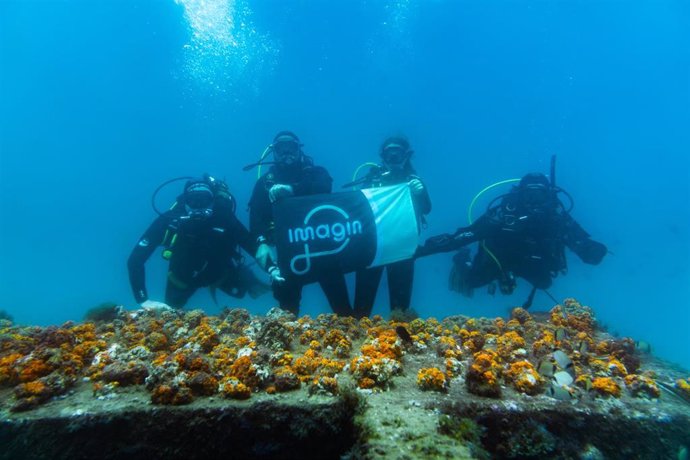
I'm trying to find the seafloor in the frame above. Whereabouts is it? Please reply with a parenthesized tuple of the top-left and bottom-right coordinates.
(0, 298, 688, 460)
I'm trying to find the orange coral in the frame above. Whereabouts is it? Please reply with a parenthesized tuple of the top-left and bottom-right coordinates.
(310, 376, 339, 396)
(220, 378, 251, 400)
(187, 371, 218, 396)
(0, 353, 23, 386)
(466, 350, 501, 397)
(675, 377, 690, 398)
(607, 358, 628, 377)
(624, 374, 660, 398)
(270, 351, 293, 367)
(505, 361, 544, 395)
(144, 332, 169, 352)
(496, 331, 526, 361)
(463, 330, 485, 353)
(592, 377, 621, 397)
(151, 384, 193, 405)
(357, 377, 376, 389)
(549, 306, 567, 327)
(229, 355, 259, 388)
(293, 355, 320, 380)
(191, 319, 219, 352)
(532, 330, 556, 357)
(511, 307, 532, 325)
(417, 367, 448, 392)
(18, 359, 53, 383)
(273, 366, 301, 392)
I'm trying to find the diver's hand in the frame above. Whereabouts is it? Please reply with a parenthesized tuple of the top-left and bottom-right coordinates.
(424, 233, 454, 249)
(268, 266, 286, 284)
(255, 242, 274, 270)
(140, 300, 173, 311)
(408, 179, 424, 196)
(269, 184, 294, 203)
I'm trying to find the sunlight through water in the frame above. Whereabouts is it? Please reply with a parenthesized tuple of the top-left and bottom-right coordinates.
(174, 0, 278, 97)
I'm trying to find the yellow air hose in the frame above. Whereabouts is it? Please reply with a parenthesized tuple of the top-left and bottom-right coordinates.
(256, 145, 273, 180)
(467, 178, 521, 273)
(351, 162, 380, 183)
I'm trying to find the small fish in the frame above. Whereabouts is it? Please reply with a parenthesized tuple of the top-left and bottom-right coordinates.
(576, 340, 589, 354)
(555, 327, 568, 341)
(537, 359, 556, 377)
(395, 325, 413, 344)
(635, 341, 652, 354)
(553, 350, 575, 375)
(547, 383, 575, 401)
(552, 371, 574, 387)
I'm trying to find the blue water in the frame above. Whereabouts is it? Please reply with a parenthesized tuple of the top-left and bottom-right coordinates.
(1, 0, 688, 368)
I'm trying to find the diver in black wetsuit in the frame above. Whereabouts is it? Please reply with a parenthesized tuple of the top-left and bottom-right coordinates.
(247, 131, 353, 316)
(417, 173, 606, 305)
(351, 136, 432, 318)
(127, 175, 275, 309)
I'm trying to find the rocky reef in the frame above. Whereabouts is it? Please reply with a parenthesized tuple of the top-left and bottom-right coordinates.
(0, 298, 688, 459)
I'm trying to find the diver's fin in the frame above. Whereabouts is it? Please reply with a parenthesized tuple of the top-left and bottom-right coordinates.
(522, 286, 537, 310)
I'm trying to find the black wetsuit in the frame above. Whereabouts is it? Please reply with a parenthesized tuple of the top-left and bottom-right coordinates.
(353, 166, 432, 317)
(248, 160, 352, 316)
(128, 197, 260, 308)
(419, 191, 606, 293)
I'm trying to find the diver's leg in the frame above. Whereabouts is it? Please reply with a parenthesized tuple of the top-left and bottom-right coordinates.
(465, 250, 503, 289)
(218, 265, 271, 299)
(353, 266, 384, 318)
(272, 279, 302, 315)
(318, 270, 353, 317)
(387, 259, 414, 311)
(164, 275, 195, 309)
(450, 248, 500, 296)
(521, 267, 554, 291)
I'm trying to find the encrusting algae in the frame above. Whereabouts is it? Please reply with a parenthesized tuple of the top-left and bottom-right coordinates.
(0, 298, 684, 414)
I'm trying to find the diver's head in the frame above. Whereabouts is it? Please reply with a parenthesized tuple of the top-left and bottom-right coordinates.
(517, 173, 555, 212)
(271, 131, 303, 168)
(183, 178, 215, 219)
(380, 136, 412, 171)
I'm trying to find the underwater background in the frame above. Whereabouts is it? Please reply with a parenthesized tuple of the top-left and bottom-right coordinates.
(0, 0, 688, 368)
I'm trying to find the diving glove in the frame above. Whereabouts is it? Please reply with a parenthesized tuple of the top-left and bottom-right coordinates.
(269, 184, 294, 203)
(408, 178, 424, 196)
(268, 266, 286, 284)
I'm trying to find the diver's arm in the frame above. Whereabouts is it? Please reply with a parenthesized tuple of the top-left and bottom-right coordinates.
(416, 213, 495, 257)
(127, 215, 168, 304)
(248, 177, 274, 242)
(414, 177, 432, 215)
(416, 225, 481, 257)
(562, 214, 607, 265)
(231, 214, 259, 258)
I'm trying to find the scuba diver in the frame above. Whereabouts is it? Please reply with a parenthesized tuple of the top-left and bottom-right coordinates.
(127, 174, 275, 309)
(417, 168, 607, 308)
(347, 136, 431, 318)
(246, 131, 353, 316)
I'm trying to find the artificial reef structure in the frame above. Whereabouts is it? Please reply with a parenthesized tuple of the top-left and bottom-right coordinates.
(1, 299, 689, 459)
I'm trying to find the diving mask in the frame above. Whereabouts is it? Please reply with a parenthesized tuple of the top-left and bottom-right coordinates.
(184, 183, 214, 219)
(381, 143, 410, 169)
(273, 140, 301, 165)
